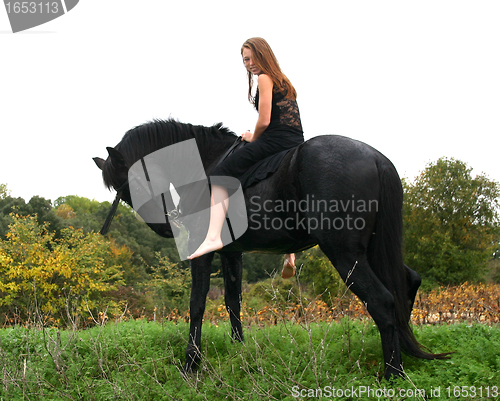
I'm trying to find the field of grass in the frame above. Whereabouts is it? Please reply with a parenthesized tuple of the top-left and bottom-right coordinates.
(0, 317, 499, 400)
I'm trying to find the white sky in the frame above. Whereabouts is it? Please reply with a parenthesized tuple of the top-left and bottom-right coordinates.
(1, 1, 499, 204)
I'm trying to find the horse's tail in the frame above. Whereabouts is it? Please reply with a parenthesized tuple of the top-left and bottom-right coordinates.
(367, 156, 450, 360)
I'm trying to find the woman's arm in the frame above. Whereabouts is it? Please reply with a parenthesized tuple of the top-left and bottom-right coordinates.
(251, 74, 273, 141)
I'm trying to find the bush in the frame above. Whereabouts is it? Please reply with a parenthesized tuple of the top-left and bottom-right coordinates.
(296, 246, 343, 305)
(0, 214, 124, 327)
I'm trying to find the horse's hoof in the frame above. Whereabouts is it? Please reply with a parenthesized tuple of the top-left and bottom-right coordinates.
(232, 334, 244, 343)
(181, 363, 194, 378)
(183, 347, 201, 376)
(384, 364, 405, 382)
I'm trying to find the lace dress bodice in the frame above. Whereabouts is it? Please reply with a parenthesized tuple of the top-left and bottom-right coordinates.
(255, 86, 303, 133)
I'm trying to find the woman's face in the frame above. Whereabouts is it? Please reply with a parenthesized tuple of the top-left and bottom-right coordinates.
(242, 47, 262, 76)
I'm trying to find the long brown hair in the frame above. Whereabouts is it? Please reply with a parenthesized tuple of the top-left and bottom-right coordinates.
(241, 37, 297, 104)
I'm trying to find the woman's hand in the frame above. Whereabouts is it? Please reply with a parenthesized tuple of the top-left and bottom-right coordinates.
(241, 131, 254, 142)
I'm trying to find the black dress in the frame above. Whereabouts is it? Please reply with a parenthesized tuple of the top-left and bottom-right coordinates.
(210, 86, 304, 189)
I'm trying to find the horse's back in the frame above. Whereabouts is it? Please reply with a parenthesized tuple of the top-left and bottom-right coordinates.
(299, 134, 388, 166)
(233, 134, 399, 253)
(296, 135, 384, 197)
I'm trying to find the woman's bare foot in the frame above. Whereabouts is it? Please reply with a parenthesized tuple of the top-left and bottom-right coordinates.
(187, 238, 223, 260)
(281, 253, 296, 279)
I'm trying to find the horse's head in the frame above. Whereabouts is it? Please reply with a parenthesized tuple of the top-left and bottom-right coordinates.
(93, 147, 177, 239)
(93, 119, 239, 240)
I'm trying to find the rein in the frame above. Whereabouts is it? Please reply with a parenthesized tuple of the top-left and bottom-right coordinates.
(99, 136, 244, 236)
(100, 181, 128, 235)
(216, 136, 245, 164)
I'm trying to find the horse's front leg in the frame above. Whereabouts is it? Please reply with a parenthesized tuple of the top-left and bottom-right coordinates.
(220, 252, 244, 342)
(183, 252, 214, 373)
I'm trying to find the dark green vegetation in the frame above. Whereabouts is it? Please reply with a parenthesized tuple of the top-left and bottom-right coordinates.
(0, 320, 498, 400)
(403, 158, 500, 287)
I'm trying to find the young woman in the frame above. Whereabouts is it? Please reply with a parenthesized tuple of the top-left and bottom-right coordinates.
(188, 37, 304, 279)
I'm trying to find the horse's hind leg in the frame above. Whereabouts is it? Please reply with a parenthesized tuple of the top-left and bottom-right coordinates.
(183, 252, 214, 373)
(320, 248, 404, 379)
(221, 252, 244, 342)
(406, 265, 421, 322)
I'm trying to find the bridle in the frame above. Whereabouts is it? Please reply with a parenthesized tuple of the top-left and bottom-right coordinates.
(99, 180, 129, 235)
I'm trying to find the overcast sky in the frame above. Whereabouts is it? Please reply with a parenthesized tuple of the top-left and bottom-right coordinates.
(1, 1, 499, 204)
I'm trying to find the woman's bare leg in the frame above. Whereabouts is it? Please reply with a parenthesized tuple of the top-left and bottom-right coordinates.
(187, 185, 228, 260)
(282, 253, 296, 279)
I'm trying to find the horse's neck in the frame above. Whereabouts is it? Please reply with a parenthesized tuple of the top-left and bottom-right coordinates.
(173, 131, 234, 214)
(193, 132, 236, 172)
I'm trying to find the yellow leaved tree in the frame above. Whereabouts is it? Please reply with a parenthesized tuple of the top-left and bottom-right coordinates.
(0, 214, 125, 327)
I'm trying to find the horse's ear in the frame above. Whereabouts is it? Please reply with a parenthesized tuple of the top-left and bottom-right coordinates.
(106, 147, 127, 169)
(93, 157, 106, 170)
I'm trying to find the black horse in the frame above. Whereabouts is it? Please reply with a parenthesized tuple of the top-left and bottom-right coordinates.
(93, 119, 448, 379)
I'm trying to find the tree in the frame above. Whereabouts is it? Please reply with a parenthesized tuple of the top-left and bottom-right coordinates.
(0, 195, 63, 238)
(0, 184, 10, 199)
(403, 157, 500, 285)
(242, 253, 283, 282)
(55, 204, 77, 220)
(296, 246, 343, 305)
(54, 195, 108, 233)
(0, 214, 124, 326)
(146, 252, 191, 311)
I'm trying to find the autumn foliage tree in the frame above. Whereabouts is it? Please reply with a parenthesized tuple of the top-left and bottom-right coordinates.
(0, 214, 125, 326)
(0, 183, 9, 199)
(403, 158, 500, 286)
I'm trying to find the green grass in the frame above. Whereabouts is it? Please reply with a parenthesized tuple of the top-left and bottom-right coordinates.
(0, 320, 499, 400)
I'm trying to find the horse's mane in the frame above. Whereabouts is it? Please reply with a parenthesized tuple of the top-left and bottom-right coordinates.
(103, 119, 237, 190)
